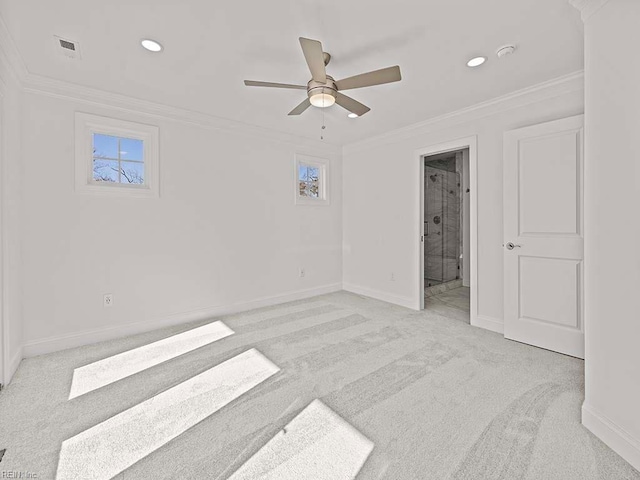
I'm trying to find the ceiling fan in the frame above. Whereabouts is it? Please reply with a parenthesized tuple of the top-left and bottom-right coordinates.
(244, 37, 402, 117)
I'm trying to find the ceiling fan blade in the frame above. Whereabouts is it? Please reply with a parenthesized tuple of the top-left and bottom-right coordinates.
(335, 66, 402, 91)
(299, 37, 327, 83)
(335, 92, 371, 116)
(244, 80, 307, 90)
(288, 98, 312, 116)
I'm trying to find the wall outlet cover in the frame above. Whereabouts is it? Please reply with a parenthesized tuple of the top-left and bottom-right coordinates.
(103, 294, 113, 307)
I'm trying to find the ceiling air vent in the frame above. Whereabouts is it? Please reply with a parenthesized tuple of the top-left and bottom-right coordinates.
(54, 35, 81, 60)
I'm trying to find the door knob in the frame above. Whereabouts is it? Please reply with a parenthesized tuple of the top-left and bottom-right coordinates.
(505, 242, 522, 250)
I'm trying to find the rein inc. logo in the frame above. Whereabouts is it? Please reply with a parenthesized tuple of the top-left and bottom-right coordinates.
(1, 449, 39, 479)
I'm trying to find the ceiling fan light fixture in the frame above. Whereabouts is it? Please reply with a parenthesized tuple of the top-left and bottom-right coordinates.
(309, 92, 336, 108)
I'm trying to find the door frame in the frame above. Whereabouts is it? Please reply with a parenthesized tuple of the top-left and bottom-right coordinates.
(415, 136, 478, 326)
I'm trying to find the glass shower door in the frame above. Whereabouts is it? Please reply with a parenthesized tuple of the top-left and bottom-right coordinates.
(425, 167, 444, 286)
(424, 164, 461, 287)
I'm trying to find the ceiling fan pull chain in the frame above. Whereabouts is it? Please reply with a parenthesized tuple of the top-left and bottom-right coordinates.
(321, 99, 326, 140)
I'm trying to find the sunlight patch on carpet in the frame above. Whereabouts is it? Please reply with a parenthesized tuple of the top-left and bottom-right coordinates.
(56, 349, 279, 480)
(229, 399, 374, 480)
(68, 321, 234, 399)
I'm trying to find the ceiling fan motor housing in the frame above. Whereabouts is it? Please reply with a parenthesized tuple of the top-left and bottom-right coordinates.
(307, 75, 337, 101)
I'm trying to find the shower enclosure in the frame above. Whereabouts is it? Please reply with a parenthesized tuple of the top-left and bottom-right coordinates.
(424, 154, 462, 287)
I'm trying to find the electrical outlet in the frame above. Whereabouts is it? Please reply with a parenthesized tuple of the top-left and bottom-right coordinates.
(299, 267, 305, 278)
(103, 294, 113, 307)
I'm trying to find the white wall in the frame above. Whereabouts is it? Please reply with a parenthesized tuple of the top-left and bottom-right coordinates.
(581, 0, 640, 470)
(342, 74, 584, 326)
(0, 60, 24, 384)
(0, 93, 3, 383)
(20, 92, 342, 355)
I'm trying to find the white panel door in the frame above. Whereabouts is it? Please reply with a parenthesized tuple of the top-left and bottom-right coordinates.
(504, 115, 584, 358)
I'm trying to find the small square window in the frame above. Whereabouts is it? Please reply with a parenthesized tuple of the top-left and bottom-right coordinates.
(92, 134, 145, 185)
(75, 113, 159, 198)
(299, 164, 320, 198)
(295, 154, 329, 205)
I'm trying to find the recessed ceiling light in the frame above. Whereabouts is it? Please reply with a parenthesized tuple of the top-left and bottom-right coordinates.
(141, 39, 163, 52)
(466, 56, 486, 68)
(348, 113, 358, 118)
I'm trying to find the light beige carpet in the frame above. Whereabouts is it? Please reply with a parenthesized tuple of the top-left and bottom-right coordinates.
(0, 291, 638, 479)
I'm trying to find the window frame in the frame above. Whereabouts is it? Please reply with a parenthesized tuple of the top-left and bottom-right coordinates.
(295, 154, 330, 206)
(75, 112, 159, 198)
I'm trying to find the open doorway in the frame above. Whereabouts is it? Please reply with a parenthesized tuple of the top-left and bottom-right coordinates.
(422, 148, 471, 322)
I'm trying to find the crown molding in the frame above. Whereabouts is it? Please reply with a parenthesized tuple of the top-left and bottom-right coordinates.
(568, 0, 611, 21)
(343, 70, 584, 155)
(0, 14, 339, 156)
(1, 8, 583, 158)
(0, 15, 28, 84)
(22, 73, 341, 155)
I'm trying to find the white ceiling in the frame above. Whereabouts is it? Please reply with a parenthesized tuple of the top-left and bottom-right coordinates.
(0, 0, 583, 146)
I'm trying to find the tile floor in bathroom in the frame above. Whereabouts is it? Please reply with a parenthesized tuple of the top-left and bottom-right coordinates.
(424, 286, 471, 323)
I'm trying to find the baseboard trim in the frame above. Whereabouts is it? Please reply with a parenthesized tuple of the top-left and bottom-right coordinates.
(582, 402, 640, 472)
(472, 315, 504, 334)
(342, 283, 416, 310)
(23, 283, 342, 357)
